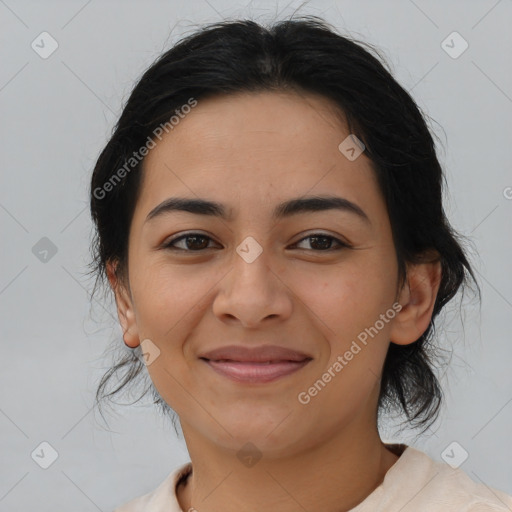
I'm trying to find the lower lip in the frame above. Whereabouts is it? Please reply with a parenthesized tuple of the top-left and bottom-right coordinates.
(202, 359, 311, 383)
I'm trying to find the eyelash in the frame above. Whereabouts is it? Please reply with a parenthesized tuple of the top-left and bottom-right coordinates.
(162, 232, 352, 253)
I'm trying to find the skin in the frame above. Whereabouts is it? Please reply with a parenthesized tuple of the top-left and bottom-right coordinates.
(107, 91, 442, 512)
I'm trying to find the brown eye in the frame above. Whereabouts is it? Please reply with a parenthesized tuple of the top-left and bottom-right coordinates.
(292, 234, 351, 251)
(162, 232, 351, 253)
(163, 233, 217, 252)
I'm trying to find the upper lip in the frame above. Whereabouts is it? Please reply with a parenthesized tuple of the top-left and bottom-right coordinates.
(199, 345, 312, 362)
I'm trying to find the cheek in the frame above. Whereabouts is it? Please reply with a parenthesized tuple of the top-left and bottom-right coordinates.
(295, 264, 386, 333)
(130, 262, 203, 344)
(130, 266, 207, 410)
(295, 256, 396, 364)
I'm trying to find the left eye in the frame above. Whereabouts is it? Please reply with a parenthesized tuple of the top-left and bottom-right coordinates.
(162, 232, 350, 252)
(292, 234, 350, 251)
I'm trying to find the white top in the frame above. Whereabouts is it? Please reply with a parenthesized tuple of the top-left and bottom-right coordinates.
(114, 445, 512, 511)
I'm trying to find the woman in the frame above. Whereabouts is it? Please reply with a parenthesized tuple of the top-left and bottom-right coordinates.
(89, 16, 512, 512)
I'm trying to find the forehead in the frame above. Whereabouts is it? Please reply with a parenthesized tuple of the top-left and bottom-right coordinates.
(136, 91, 381, 222)
(157, 90, 346, 156)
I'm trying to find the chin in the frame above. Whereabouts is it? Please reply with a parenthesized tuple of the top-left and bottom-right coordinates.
(214, 415, 306, 453)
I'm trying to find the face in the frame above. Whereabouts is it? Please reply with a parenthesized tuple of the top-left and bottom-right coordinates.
(110, 91, 437, 457)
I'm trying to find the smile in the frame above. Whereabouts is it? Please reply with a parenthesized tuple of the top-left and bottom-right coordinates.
(200, 358, 311, 383)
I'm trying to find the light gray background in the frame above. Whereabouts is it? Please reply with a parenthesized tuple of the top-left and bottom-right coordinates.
(1, 0, 511, 510)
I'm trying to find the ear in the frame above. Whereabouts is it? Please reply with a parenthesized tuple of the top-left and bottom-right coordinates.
(389, 257, 442, 346)
(106, 260, 140, 348)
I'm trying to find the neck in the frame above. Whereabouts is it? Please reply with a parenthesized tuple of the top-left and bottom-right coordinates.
(176, 418, 400, 512)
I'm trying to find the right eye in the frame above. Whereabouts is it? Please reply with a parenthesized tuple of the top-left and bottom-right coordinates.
(162, 232, 220, 252)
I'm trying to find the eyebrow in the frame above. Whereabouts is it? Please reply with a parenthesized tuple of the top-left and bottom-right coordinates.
(145, 195, 371, 225)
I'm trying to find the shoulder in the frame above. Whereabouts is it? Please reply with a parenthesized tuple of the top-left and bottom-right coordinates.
(376, 445, 512, 512)
(113, 462, 192, 512)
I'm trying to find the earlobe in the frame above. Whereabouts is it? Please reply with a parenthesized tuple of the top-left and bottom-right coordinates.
(389, 259, 442, 346)
(106, 261, 140, 349)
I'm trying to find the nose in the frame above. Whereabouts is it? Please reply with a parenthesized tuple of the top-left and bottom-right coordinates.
(212, 240, 293, 329)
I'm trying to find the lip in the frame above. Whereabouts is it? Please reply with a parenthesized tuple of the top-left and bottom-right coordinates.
(199, 345, 312, 383)
(199, 344, 312, 363)
(202, 359, 311, 383)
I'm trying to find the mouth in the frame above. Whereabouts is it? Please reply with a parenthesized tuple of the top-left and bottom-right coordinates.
(200, 358, 312, 383)
(198, 344, 313, 383)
